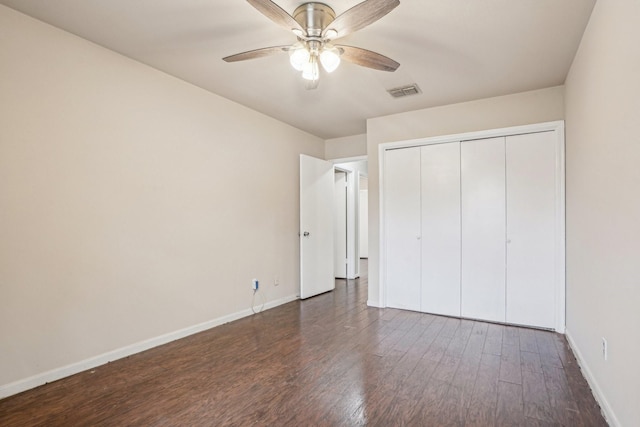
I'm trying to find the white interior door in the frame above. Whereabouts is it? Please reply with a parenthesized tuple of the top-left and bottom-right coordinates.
(359, 187, 368, 258)
(461, 137, 506, 322)
(384, 147, 421, 311)
(346, 172, 359, 279)
(506, 132, 557, 328)
(333, 171, 347, 278)
(421, 142, 461, 317)
(300, 154, 335, 299)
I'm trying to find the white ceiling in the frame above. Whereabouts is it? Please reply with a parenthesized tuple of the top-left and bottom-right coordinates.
(0, 0, 595, 139)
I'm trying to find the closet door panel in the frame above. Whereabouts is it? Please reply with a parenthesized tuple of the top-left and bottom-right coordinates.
(506, 132, 557, 328)
(384, 147, 421, 311)
(421, 142, 461, 316)
(461, 137, 506, 322)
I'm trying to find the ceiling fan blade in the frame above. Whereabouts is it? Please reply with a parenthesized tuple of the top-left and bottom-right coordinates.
(337, 45, 400, 72)
(223, 46, 290, 62)
(323, 0, 400, 39)
(246, 0, 303, 33)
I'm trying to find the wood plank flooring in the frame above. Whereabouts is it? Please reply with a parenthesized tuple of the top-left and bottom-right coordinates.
(0, 261, 607, 426)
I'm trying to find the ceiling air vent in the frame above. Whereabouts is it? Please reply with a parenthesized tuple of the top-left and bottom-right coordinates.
(387, 84, 422, 98)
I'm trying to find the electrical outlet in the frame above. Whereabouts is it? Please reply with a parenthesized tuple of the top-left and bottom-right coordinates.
(602, 337, 608, 361)
(252, 279, 259, 291)
(274, 276, 279, 286)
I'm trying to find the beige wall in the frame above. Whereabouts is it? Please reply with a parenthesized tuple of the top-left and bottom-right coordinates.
(0, 5, 324, 392)
(366, 86, 565, 305)
(325, 134, 367, 160)
(565, 1, 640, 425)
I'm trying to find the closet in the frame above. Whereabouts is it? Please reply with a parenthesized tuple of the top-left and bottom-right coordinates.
(382, 122, 564, 331)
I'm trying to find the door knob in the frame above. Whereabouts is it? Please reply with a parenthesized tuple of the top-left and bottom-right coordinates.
(303, 231, 310, 237)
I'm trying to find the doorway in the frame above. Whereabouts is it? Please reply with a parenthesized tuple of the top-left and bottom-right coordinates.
(359, 176, 368, 259)
(334, 170, 348, 279)
(331, 159, 367, 280)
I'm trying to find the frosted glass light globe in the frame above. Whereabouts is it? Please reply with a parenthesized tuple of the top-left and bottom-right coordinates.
(320, 47, 341, 73)
(289, 44, 310, 71)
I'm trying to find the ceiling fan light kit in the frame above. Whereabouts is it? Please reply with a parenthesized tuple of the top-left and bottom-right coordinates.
(223, 0, 401, 89)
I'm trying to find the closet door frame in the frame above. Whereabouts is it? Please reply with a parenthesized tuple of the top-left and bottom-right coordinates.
(379, 121, 565, 332)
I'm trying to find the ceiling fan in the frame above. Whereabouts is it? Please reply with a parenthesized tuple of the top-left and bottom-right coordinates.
(223, 0, 401, 89)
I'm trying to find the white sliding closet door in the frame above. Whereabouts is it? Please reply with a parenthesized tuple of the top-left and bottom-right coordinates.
(461, 137, 506, 323)
(421, 142, 461, 316)
(384, 147, 421, 311)
(506, 132, 557, 328)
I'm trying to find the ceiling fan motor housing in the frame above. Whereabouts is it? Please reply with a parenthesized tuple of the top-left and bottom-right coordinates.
(293, 3, 336, 37)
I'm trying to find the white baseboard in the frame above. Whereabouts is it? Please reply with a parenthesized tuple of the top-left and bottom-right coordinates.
(565, 329, 619, 427)
(0, 294, 298, 400)
(367, 299, 383, 308)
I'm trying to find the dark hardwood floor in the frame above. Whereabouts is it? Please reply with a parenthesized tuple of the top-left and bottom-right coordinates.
(0, 261, 607, 426)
